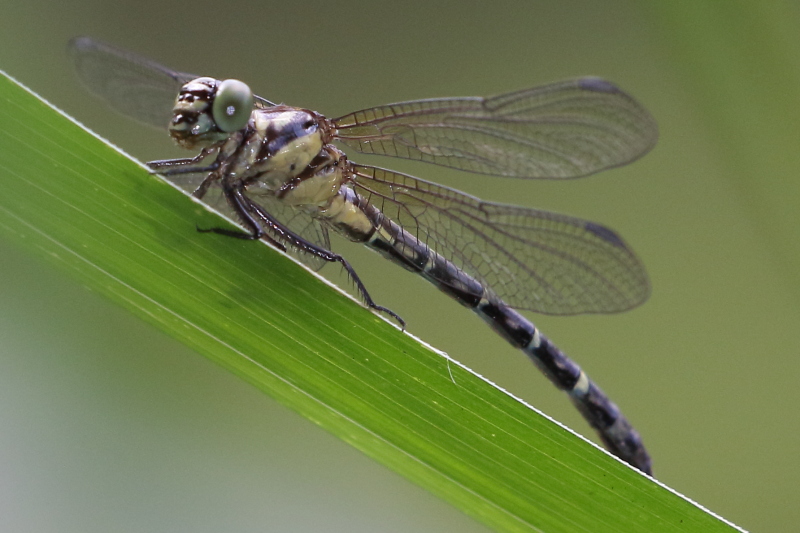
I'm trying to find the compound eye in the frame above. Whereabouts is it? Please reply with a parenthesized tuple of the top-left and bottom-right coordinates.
(212, 79, 254, 132)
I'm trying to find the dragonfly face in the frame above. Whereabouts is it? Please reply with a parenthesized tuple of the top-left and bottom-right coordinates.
(169, 77, 254, 148)
(69, 36, 658, 474)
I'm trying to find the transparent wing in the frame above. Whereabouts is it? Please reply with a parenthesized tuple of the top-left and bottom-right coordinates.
(350, 164, 649, 314)
(334, 78, 657, 179)
(165, 173, 330, 271)
(69, 37, 196, 129)
(68, 37, 275, 130)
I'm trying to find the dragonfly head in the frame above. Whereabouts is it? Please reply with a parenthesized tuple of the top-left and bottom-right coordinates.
(169, 77, 255, 148)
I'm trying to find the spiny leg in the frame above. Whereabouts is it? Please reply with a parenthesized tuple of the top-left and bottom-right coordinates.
(198, 185, 404, 327)
(148, 146, 218, 172)
(195, 187, 286, 250)
(246, 198, 405, 328)
(151, 163, 220, 176)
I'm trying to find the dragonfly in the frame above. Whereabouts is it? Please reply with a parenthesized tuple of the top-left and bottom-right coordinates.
(69, 37, 657, 475)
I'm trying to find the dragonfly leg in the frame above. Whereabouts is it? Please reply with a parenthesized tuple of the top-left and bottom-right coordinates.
(244, 196, 405, 328)
(148, 147, 220, 175)
(196, 187, 286, 251)
(150, 164, 220, 176)
(335, 258, 406, 328)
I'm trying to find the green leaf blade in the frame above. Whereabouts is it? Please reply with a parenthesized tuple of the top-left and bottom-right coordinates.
(0, 71, 741, 533)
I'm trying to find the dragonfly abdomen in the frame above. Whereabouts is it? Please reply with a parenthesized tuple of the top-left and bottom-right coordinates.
(361, 210, 487, 307)
(480, 301, 651, 473)
(338, 191, 653, 473)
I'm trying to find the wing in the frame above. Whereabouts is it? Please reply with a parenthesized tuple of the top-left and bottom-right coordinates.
(165, 173, 331, 271)
(334, 78, 657, 179)
(350, 164, 649, 314)
(69, 37, 196, 129)
(68, 37, 275, 130)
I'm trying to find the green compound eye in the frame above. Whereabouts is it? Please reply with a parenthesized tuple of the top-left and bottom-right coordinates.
(212, 79, 255, 132)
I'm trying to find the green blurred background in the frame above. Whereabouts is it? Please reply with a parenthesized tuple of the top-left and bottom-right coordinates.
(1, 1, 798, 531)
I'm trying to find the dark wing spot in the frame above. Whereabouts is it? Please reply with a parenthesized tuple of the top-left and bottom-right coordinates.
(578, 77, 622, 95)
(585, 221, 626, 248)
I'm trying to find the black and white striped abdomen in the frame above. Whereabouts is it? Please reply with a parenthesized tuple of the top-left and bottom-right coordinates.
(339, 189, 652, 474)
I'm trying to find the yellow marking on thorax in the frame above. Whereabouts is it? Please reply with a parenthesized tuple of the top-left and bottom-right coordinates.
(258, 130, 324, 182)
(282, 169, 344, 207)
(253, 113, 272, 136)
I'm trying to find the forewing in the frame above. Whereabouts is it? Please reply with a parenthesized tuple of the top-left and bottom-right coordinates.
(68, 37, 275, 129)
(69, 37, 196, 129)
(335, 78, 657, 179)
(350, 164, 649, 314)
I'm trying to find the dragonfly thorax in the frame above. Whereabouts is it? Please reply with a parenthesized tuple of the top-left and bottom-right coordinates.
(239, 108, 329, 188)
